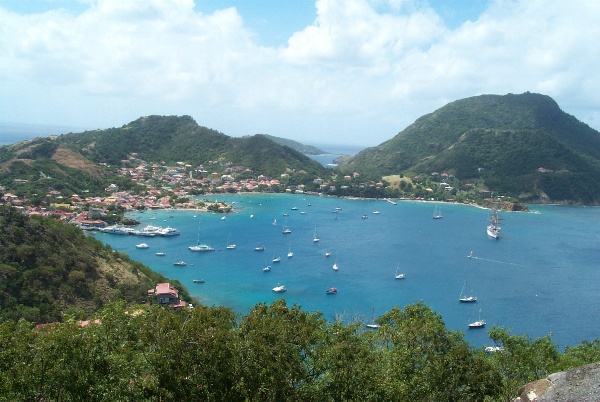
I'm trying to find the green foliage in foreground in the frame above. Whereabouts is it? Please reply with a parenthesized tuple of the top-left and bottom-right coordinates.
(1, 300, 598, 401)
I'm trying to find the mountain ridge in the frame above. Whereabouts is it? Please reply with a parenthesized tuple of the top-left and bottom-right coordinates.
(340, 92, 600, 204)
(57, 115, 329, 176)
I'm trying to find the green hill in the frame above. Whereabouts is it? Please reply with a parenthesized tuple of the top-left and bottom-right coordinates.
(0, 115, 330, 198)
(258, 134, 329, 154)
(58, 115, 328, 176)
(0, 206, 189, 324)
(340, 92, 600, 204)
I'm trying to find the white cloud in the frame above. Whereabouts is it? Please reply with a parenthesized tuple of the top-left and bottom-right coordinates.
(0, 0, 599, 146)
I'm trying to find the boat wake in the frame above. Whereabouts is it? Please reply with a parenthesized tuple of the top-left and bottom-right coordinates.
(470, 256, 526, 267)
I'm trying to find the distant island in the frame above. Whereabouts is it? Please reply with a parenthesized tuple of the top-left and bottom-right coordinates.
(247, 133, 330, 155)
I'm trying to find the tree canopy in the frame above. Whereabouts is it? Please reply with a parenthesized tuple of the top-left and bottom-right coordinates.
(1, 299, 599, 401)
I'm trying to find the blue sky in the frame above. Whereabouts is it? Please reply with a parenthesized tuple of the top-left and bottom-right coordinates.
(1, 0, 598, 147)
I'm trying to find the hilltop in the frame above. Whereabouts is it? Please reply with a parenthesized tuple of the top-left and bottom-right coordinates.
(340, 92, 600, 204)
(57, 115, 328, 176)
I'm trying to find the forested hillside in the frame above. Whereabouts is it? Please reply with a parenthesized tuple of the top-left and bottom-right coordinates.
(341, 93, 600, 203)
(0, 206, 188, 323)
(58, 115, 329, 177)
(259, 134, 328, 154)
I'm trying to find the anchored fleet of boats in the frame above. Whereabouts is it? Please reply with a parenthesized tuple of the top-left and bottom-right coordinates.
(109, 199, 504, 334)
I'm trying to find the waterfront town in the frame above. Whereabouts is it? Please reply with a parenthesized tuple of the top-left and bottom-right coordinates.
(0, 152, 392, 227)
(0, 147, 519, 229)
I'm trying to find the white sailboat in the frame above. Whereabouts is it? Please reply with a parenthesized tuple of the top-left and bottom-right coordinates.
(486, 202, 502, 239)
(155, 238, 165, 256)
(332, 250, 339, 270)
(287, 242, 293, 258)
(313, 226, 320, 242)
(459, 279, 477, 303)
(272, 249, 281, 263)
(366, 307, 380, 329)
(394, 262, 405, 279)
(433, 205, 443, 219)
(226, 234, 236, 249)
(282, 220, 292, 234)
(188, 222, 214, 252)
(173, 249, 186, 266)
(468, 308, 486, 328)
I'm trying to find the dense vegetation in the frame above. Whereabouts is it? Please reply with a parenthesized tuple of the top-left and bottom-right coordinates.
(1, 299, 599, 401)
(258, 134, 329, 155)
(0, 137, 143, 198)
(57, 115, 329, 178)
(0, 206, 189, 323)
(341, 92, 600, 204)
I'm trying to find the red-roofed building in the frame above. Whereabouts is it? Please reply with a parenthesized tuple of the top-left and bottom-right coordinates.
(148, 283, 187, 308)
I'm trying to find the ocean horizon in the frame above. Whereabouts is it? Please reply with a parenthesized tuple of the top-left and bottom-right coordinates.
(91, 193, 600, 350)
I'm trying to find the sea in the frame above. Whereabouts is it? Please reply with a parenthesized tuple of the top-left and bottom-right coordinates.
(90, 193, 600, 350)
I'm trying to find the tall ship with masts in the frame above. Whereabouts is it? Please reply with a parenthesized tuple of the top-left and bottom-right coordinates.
(486, 202, 502, 239)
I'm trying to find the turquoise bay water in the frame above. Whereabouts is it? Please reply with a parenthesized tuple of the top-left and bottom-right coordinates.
(92, 194, 600, 349)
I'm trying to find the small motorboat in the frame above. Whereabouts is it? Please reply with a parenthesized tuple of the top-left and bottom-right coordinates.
(272, 285, 286, 293)
(326, 287, 337, 294)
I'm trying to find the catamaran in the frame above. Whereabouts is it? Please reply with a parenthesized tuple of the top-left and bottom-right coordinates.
(189, 221, 215, 251)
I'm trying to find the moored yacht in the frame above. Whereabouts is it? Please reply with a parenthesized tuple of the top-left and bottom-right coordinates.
(159, 227, 180, 236)
(101, 225, 133, 235)
(272, 284, 286, 293)
(188, 243, 215, 252)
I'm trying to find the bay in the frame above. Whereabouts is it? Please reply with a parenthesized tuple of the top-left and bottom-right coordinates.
(91, 194, 600, 349)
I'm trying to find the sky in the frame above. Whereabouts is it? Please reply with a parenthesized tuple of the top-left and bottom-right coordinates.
(1, 0, 599, 148)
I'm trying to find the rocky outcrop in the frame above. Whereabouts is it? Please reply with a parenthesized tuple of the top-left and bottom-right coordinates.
(500, 201, 529, 212)
(514, 362, 600, 401)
